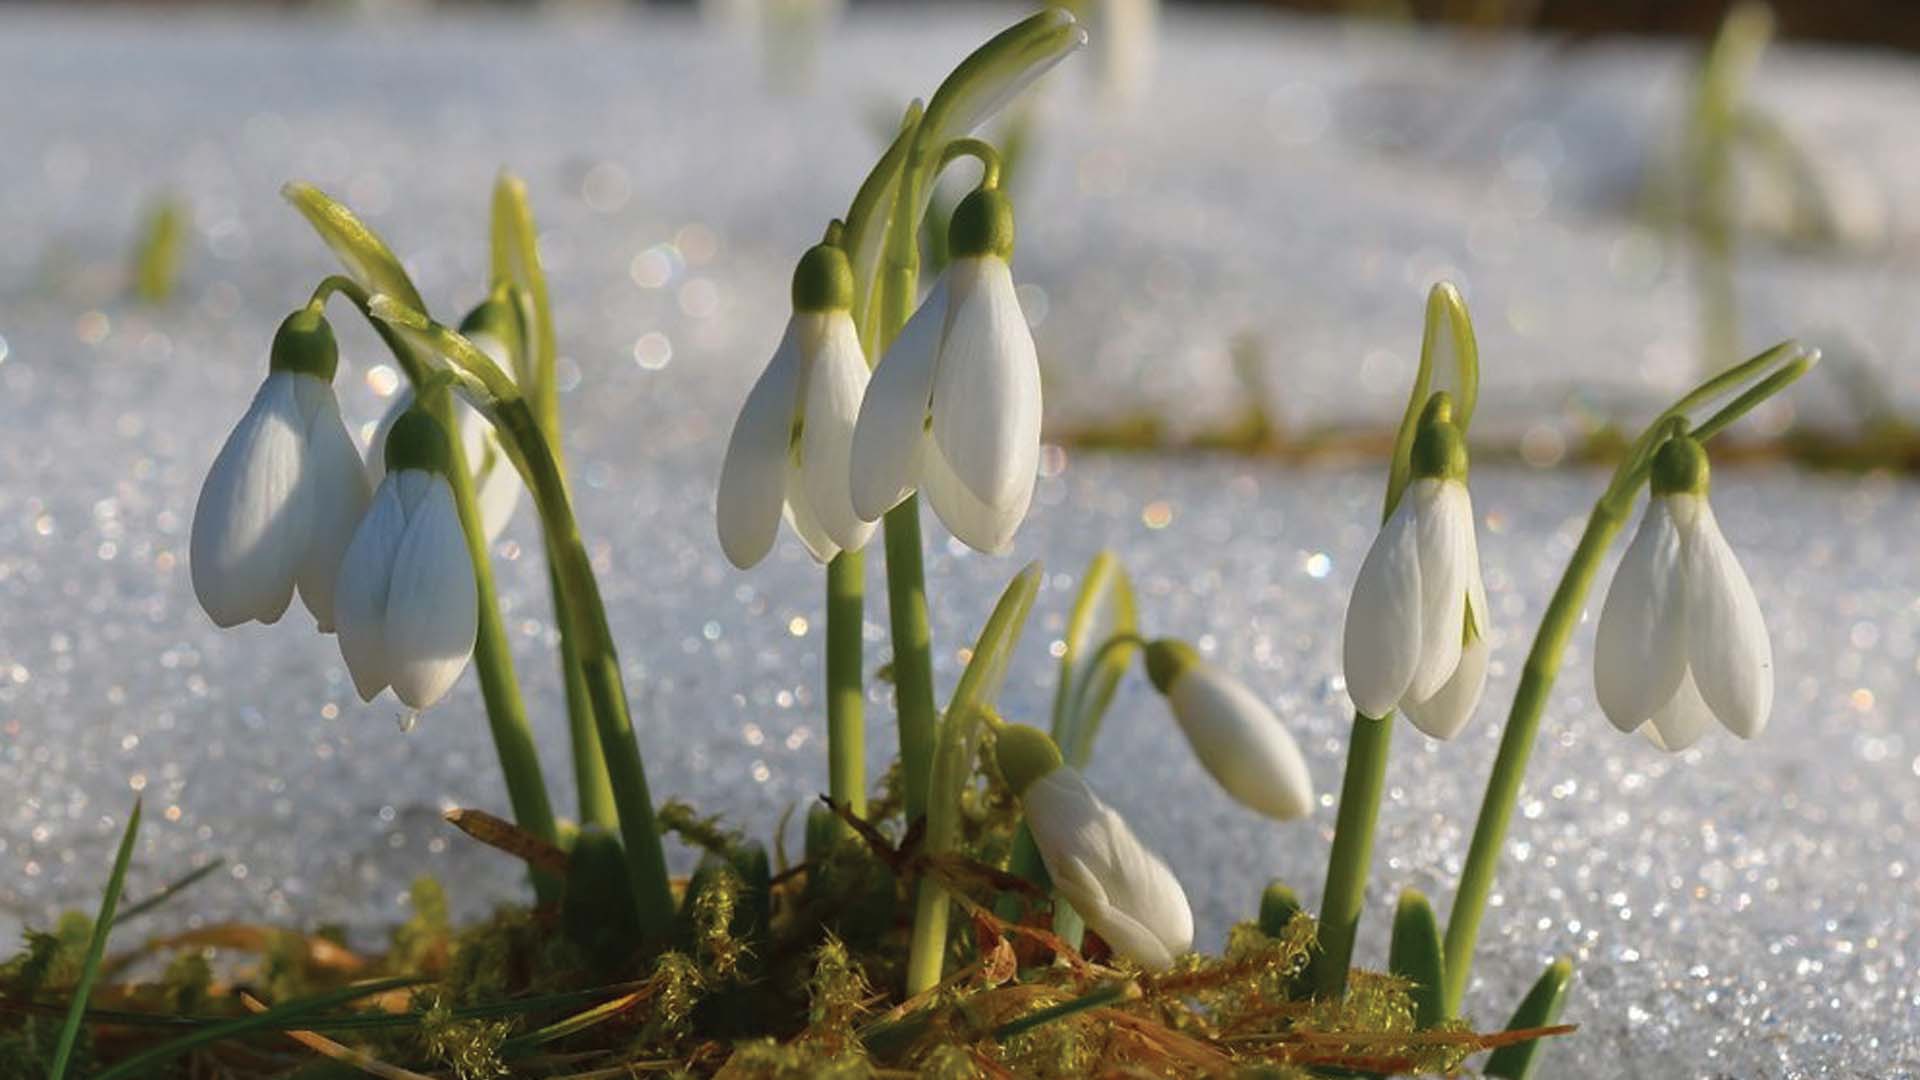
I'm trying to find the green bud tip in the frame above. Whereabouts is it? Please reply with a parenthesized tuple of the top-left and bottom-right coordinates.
(1258, 881, 1301, 932)
(384, 408, 454, 475)
(790, 242, 854, 313)
(1651, 435, 1710, 496)
(459, 296, 517, 346)
(949, 186, 1016, 261)
(1410, 411, 1468, 482)
(995, 723, 1063, 796)
(269, 308, 339, 381)
(1143, 639, 1200, 695)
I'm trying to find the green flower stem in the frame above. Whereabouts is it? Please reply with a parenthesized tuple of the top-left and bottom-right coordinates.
(1440, 501, 1622, 1016)
(307, 277, 561, 904)
(1308, 710, 1391, 995)
(491, 177, 617, 831)
(881, 500, 938, 822)
(1312, 283, 1478, 997)
(826, 550, 867, 821)
(1439, 342, 1816, 1015)
(383, 304, 679, 939)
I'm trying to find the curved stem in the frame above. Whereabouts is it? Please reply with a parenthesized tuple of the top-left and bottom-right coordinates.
(490, 178, 617, 830)
(1439, 342, 1815, 1015)
(376, 304, 677, 937)
(308, 277, 561, 904)
(938, 137, 1004, 190)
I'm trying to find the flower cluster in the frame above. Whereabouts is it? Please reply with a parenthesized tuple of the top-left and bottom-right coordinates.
(191, 302, 519, 712)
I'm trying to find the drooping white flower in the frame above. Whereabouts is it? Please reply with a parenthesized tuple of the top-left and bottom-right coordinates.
(1594, 435, 1772, 750)
(996, 724, 1193, 971)
(334, 409, 479, 710)
(191, 310, 371, 633)
(1341, 397, 1490, 738)
(1143, 640, 1314, 821)
(850, 186, 1041, 554)
(716, 241, 874, 569)
(365, 304, 522, 545)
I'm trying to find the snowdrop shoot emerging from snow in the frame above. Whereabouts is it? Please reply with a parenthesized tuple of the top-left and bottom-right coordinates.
(851, 184, 1042, 554)
(716, 237, 874, 568)
(190, 309, 371, 633)
(1594, 435, 1773, 750)
(364, 299, 524, 545)
(1341, 393, 1490, 739)
(334, 407, 480, 711)
(1142, 640, 1314, 821)
(995, 724, 1193, 972)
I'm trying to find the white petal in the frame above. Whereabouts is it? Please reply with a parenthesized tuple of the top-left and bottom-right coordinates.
(1678, 497, 1773, 739)
(849, 276, 948, 521)
(799, 312, 877, 553)
(1406, 479, 1473, 703)
(1644, 668, 1715, 752)
(715, 320, 804, 569)
(923, 440, 1026, 554)
(1341, 494, 1423, 718)
(1023, 768, 1192, 971)
(289, 376, 372, 632)
(1593, 499, 1688, 733)
(382, 476, 479, 710)
(1402, 604, 1489, 740)
(190, 372, 309, 627)
(781, 456, 841, 564)
(1167, 666, 1314, 820)
(929, 258, 1042, 513)
(333, 476, 409, 701)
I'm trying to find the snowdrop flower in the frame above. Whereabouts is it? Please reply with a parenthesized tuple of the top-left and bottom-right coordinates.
(191, 310, 371, 632)
(850, 185, 1041, 554)
(365, 300, 523, 544)
(716, 240, 874, 568)
(996, 724, 1192, 971)
(334, 408, 479, 710)
(1143, 640, 1314, 821)
(1594, 435, 1771, 751)
(1341, 395, 1490, 739)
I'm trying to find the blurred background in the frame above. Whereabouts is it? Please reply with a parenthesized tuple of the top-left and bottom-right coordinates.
(2, 0, 1917, 1073)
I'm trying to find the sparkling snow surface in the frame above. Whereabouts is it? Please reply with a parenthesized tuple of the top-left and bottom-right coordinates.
(2, 7, 1918, 1075)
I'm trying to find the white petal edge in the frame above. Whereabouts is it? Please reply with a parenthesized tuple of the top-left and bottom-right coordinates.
(290, 376, 371, 633)
(799, 312, 877, 554)
(190, 372, 309, 627)
(1402, 588, 1490, 742)
(1592, 499, 1688, 733)
(923, 439, 1027, 554)
(382, 475, 479, 710)
(1678, 497, 1773, 739)
(1405, 479, 1473, 703)
(929, 257, 1042, 511)
(1643, 667, 1715, 752)
(782, 456, 841, 564)
(1023, 768, 1191, 971)
(715, 320, 804, 569)
(1341, 494, 1423, 719)
(1168, 666, 1314, 820)
(849, 276, 949, 522)
(333, 475, 409, 701)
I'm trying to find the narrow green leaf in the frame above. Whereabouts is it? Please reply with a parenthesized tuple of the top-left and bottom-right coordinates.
(48, 799, 142, 1080)
(1386, 888, 1445, 1029)
(282, 181, 426, 310)
(113, 857, 223, 926)
(89, 975, 426, 1080)
(1049, 550, 1138, 767)
(1484, 958, 1574, 1079)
